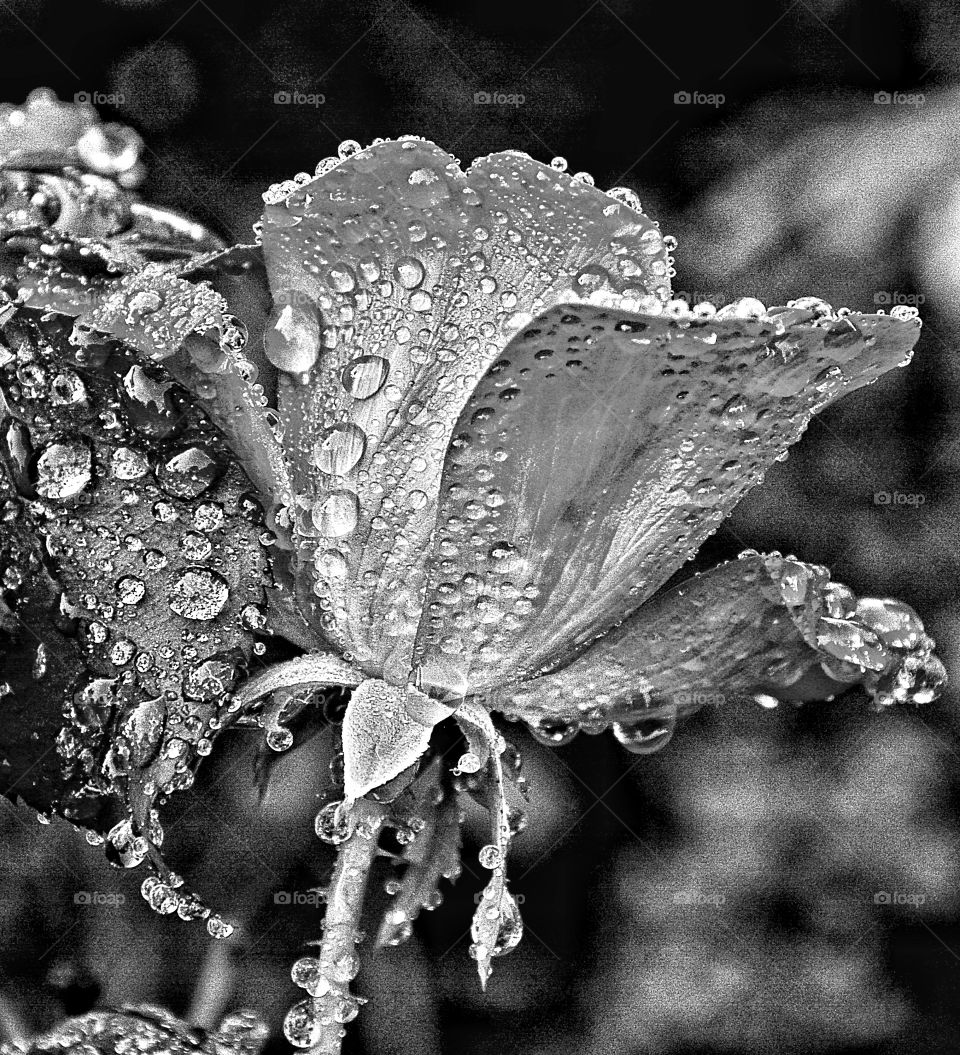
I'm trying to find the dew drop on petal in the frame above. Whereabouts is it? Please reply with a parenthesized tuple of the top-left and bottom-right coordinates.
(33, 440, 92, 499)
(168, 568, 230, 621)
(313, 424, 366, 475)
(264, 297, 321, 374)
(393, 256, 425, 289)
(312, 491, 359, 536)
(341, 355, 389, 399)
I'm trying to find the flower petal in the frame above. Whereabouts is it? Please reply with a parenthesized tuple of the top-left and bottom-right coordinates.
(258, 139, 670, 677)
(13, 241, 291, 512)
(500, 551, 944, 731)
(410, 301, 922, 692)
(0, 308, 272, 846)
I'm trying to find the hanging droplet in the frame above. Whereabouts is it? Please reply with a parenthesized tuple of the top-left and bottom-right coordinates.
(528, 717, 579, 746)
(612, 715, 676, 755)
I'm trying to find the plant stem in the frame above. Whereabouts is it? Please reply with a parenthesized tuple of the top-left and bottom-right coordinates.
(233, 653, 362, 710)
(308, 798, 385, 1055)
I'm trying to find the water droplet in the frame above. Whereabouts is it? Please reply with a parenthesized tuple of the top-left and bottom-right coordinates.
(478, 844, 502, 869)
(33, 440, 91, 499)
(313, 423, 366, 475)
(104, 819, 149, 869)
(207, 915, 234, 939)
(312, 491, 359, 537)
(338, 139, 361, 160)
(283, 999, 320, 1049)
(115, 576, 146, 606)
(612, 715, 676, 755)
(264, 296, 321, 373)
(168, 568, 230, 621)
(341, 355, 389, 399)
(267, 726, 293, 751)
(394, 256, 425, 289)
(315, 801, 351, 844)
(326, 263, 357, 293)
(529, 717, 579, 746)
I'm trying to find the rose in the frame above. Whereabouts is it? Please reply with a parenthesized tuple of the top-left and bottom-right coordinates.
(0, 100, 945, 1053)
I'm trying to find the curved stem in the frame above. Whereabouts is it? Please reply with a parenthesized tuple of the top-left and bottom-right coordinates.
(233, 653, 362, 710)
(309, 798, 386, 1055)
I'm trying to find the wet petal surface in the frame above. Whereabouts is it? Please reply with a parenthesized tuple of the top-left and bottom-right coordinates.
(410, 301, 922, 692)
(501, 551, 944, 734)
(259, 138, 670, 678)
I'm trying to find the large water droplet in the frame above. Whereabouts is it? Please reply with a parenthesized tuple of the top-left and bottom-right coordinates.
(33, 439, 91, 499)
(313, 424, 366, 475)
(394, 256, 425, 289)
(341, 355, 389, 399)
(612, 715, 676, 755)
(168, 568, 230, 621)
(312, 491, 359, 536)
(264, 296, 321, 373)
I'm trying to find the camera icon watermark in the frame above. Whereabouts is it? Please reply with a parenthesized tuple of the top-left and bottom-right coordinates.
(274, 90, 326, 107)
(873, 490, 926, 507)
(274, 889, 324, 908)
(74, 91, 125, 107)
(74, 890, 126, 907)
(674, 90, 725, 108)
(873, 890, 927, 906)
(874, 90, 925, 107)
(474, 91, 525, 107)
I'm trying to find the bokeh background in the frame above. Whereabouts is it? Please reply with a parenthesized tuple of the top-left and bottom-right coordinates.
(2, 0, 960, 1052)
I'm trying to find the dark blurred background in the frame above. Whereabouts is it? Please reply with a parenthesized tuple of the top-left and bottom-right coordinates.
(3, 0, 960, 1052)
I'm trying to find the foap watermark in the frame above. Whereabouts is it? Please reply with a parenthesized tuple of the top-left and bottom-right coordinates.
(674, 90, 725, 108)
(874, 90, 925, 107)
(674, 690, 726, 708)
(74, 91, 125, 107)
(274, 90, 326, 107)
(874, 890, 927, 907)
(274, 889, 324, 908)
(74, 890, 126, 907)
(875, 290, 925, 307)
(672, 890, 726, 908)
(474, 91, 525, 107)
(873, 490, 926, 507)
(474, 891, 526, 905)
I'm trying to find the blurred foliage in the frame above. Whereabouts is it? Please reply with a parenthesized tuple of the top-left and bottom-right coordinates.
(1, 0, 960, 1053)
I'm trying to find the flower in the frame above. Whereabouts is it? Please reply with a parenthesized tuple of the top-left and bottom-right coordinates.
(0, 103, 946, 1050)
